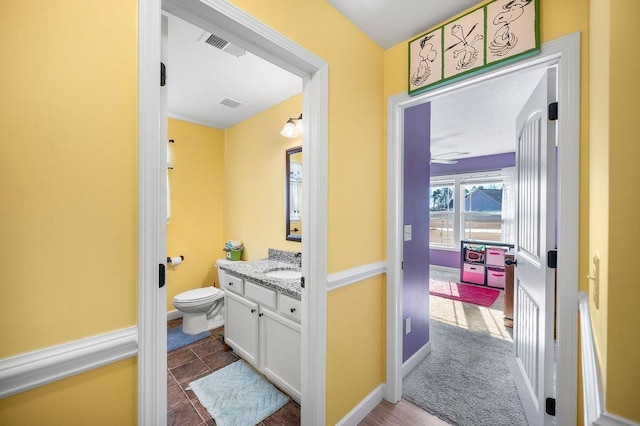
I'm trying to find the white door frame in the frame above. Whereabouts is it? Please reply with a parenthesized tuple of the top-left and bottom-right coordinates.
(386, 32, 580, 426)
(138, 0, 329, 424)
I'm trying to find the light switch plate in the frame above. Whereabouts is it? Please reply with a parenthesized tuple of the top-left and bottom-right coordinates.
(404, 225, 412, 241)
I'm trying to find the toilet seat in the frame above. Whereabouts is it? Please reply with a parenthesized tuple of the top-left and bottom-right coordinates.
(174, 286, 223, 305)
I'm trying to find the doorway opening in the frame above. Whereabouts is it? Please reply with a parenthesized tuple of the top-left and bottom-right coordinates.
(402, 64, 554, 426)
(386, 33, 580, 426)
(161, 9, 304, 422)
(138, 0, 329, 424)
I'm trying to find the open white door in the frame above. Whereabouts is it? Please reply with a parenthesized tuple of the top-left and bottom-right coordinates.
(512, 68, 557, 426)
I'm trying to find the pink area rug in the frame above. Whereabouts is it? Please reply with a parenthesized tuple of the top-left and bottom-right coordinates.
(429, 279, 500, 307)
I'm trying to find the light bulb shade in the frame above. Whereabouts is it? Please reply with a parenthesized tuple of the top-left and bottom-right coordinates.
(295, 118, 303, 134)
(280, 119, 299, 138)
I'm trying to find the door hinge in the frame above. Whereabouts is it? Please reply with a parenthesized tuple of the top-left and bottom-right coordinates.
(547, 249, 558, 269)
(159, 263, 166, 288)
(545, 397, 556, 416)
(548, 102, 558, 121)
(401, 261, 404, 270)
(160, 62, 166, 87)
(301, 276, 305, 289)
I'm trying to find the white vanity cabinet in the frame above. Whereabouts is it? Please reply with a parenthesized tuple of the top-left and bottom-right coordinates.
(223, 274, 301, 402)
(224, 290, 260, 367)
(260, 307, 301, 402)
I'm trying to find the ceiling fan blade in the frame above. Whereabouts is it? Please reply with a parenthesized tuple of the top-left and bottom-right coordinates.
(431, 150, 469, 158)
(430, 159, 458, 164)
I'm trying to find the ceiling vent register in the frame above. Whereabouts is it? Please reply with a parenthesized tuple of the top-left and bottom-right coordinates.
(218, 97, 243, 109)
(204, 34, 247, 58)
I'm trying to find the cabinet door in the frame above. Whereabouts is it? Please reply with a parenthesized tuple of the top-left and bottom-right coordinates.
(260, 308, 301, 402)
(225, 291, 259, 367)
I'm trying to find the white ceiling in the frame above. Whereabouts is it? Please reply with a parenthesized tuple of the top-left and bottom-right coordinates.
(429, 67, 545, 159)
(166, 13, 302, 129)
(166, 3, 545, 159)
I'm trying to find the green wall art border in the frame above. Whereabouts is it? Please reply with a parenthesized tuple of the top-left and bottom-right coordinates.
(408, 0, 540, 96)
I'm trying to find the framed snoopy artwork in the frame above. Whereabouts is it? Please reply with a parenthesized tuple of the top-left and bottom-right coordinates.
(408, 0, 539, 96)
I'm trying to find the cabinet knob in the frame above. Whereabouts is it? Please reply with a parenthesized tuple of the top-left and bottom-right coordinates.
(290, 308, 296, 313)
(505, 259, 518, 267)
(250, 308, 256, 313)
(259, 313, 264, 317)
(228, 282, 234, 286)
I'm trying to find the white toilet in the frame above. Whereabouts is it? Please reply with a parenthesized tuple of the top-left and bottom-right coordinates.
(172, 259, 232, 335)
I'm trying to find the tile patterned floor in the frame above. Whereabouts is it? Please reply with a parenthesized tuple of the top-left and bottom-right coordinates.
(167, 320, 300, 426)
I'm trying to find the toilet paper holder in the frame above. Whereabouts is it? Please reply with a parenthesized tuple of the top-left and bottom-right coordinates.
(167, 255, 184, 264)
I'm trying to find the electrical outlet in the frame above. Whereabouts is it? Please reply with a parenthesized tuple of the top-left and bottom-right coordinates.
(405, 317, 411, 334)
(592, 254, 600, 309)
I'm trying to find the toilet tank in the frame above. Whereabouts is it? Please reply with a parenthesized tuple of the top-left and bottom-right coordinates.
(216, 258, 234, 288)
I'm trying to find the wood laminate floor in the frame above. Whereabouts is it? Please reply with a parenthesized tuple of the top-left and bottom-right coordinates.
(359, 399, 452, 425)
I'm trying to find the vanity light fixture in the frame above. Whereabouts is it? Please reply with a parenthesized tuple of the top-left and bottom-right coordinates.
(280, 114, 302, 138)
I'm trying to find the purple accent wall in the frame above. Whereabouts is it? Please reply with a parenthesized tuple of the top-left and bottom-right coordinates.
(430, 248, 461, 269)
(430, 152, 516, 268)
(403, 103, 431, 362)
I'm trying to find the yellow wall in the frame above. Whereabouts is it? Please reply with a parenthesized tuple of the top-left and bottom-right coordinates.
(606, 2, 640, 420)
(0, 359, 136, 426)
(588, 0, 610, 397)
(0, 0, 138, 356)
(223, 94, 303, 259)
(0, 1, 138, 423)
(166, 118, 225, 310)
(326, 276, 386, 426)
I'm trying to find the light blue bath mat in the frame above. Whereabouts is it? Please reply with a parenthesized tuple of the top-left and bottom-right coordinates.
(167, 326, 210, 352)
(189, 360, 289, 426)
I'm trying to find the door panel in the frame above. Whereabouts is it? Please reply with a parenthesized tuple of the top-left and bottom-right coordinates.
(512, 68, 557, 426)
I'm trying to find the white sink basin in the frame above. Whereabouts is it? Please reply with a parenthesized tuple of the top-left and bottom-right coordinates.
(265, 269, 302, 280)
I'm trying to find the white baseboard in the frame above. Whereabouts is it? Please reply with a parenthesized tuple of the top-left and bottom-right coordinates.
(402, 341, 431, 378)
(579, 292, 639, 426)
(336, 383, 385, 426)
(429, 265, 459, 276)
(167, 309, 183, 321)
(0, 327, 138, 398)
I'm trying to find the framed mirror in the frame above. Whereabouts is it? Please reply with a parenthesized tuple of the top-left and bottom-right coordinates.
(286, 146, 302, 241)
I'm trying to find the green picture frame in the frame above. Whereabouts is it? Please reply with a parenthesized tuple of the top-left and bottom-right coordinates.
(408, 0, 540, 96)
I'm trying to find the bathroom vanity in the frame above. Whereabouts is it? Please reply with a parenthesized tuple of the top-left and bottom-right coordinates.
(218, 258, 302, 403)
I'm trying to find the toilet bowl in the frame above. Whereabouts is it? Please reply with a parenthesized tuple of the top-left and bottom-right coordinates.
(172, 258, 232, 335)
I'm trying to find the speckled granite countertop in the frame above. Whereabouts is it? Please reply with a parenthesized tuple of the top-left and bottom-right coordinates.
(219, 259, 302, 300)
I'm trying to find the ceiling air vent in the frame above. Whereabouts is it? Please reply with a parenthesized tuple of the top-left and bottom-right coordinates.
(218, 97, 243, 108)
(204, 33, 247, 58)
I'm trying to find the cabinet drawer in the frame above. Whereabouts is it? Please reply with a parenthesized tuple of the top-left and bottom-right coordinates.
(278, 294, 301, 322)
(486, 247, 506, 267)
(487, 267, 506, 288)
(222, 273, 244, 295)
(462, 263, 485, 285)
(244, 280, 277, 310)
